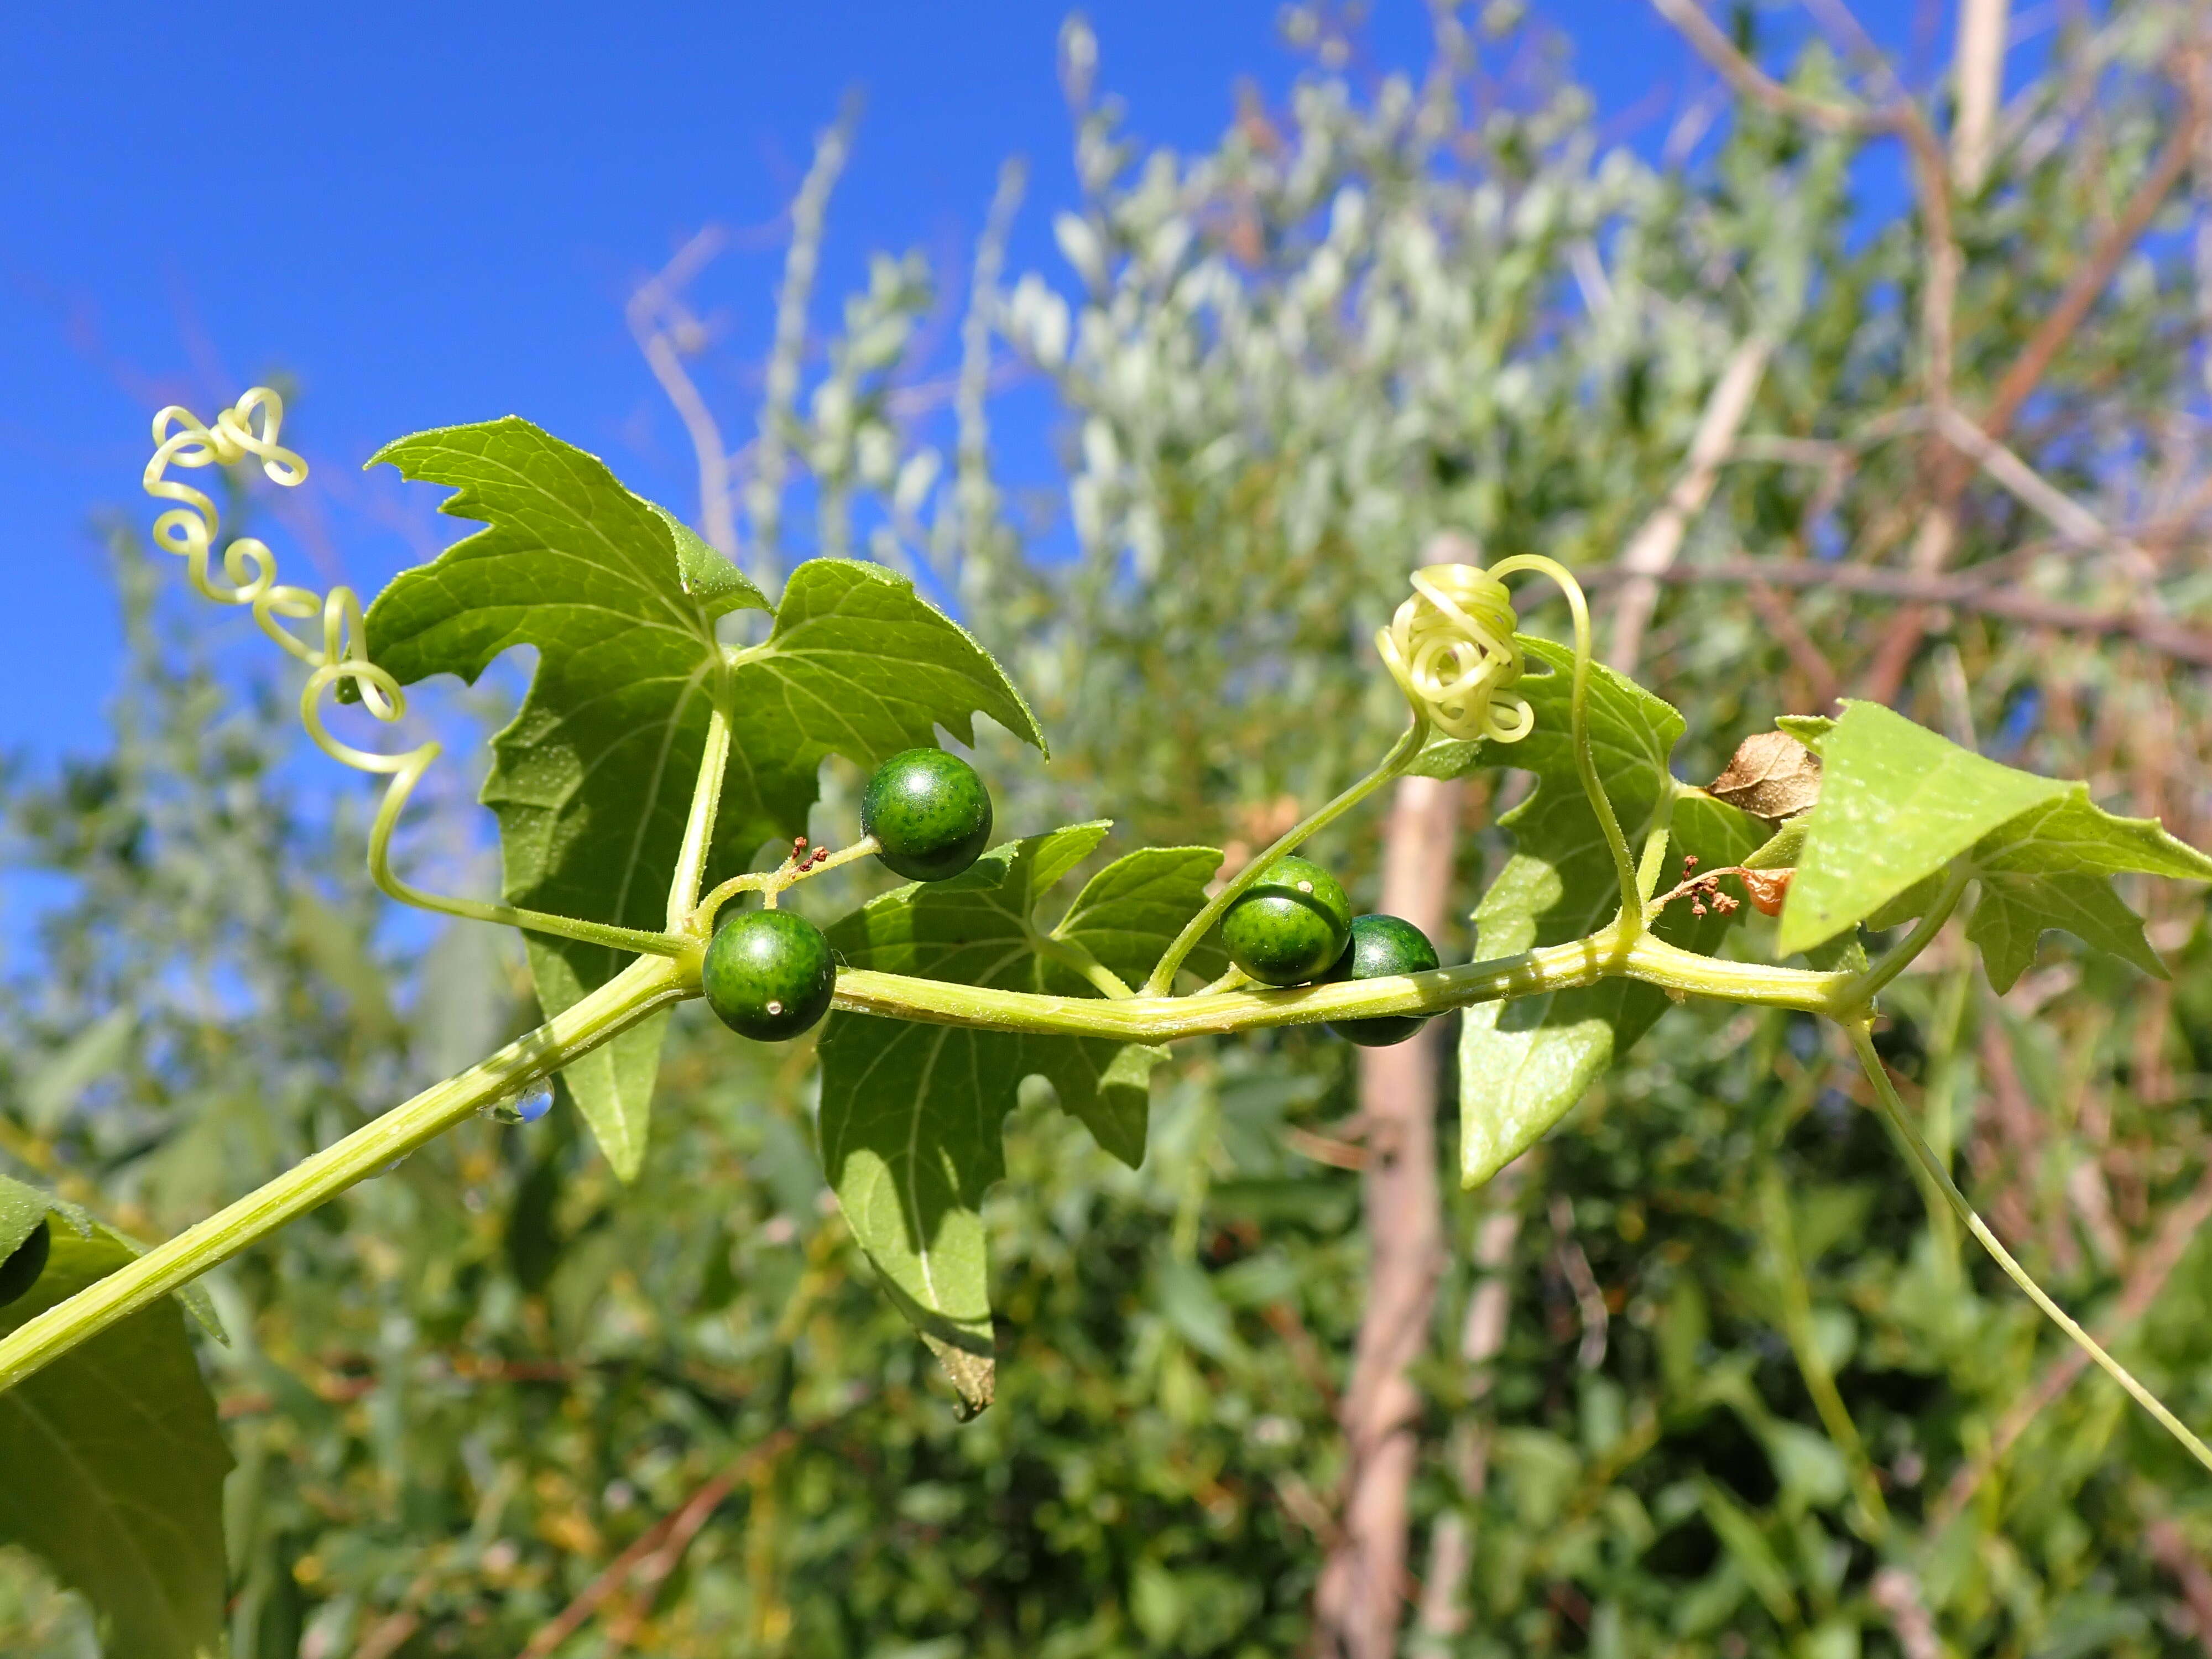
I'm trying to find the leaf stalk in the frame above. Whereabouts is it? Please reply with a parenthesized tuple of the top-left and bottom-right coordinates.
(1141, 717, 1430, 995)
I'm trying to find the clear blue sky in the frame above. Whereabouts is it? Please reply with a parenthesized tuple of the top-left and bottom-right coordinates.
(2, 1, 1927, 759)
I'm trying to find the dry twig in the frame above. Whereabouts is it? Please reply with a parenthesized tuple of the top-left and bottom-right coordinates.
(1572, 559, 2212, 669)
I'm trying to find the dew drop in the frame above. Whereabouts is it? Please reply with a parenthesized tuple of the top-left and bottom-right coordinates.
(766, 999, 785, 1016)
(479, 1080, 555, 1126)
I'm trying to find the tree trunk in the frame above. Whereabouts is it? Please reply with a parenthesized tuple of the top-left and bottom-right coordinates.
(1313, 772, 1461, 1658)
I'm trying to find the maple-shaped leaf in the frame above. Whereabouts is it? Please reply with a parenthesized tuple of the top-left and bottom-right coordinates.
(1780, 701, 2212, 987)
(816, 828, 1219, 1411)
(1966, 790, 2212, 991)
(1457, 638, 1763, 1188)
(366, 419, 1042, 1175)
(1779, 701, 2067, 956)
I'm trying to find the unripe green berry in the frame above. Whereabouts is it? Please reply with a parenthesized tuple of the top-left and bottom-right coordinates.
(1325, 914, 1442, 1047)
(0, 1219, 51, 1310)
(1220, 855, 1353, 986)
(703, 909, 836, 1041)
(861, 749, 993, 882)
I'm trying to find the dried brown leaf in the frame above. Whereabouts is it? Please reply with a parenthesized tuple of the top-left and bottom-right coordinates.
(1709, 731, 1823, 820)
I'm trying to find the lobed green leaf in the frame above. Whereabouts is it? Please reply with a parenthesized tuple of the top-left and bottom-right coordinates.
(1458, 638, 1763, 1188)
(816, 827, 1219, 1410)
(1966, 790, 2212, 991)
(1780, 701, 2064, 956)
(366, 418, 1042, 1175)
(1780, 701, 2212, 989)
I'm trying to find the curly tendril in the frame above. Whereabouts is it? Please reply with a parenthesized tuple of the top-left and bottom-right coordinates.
(144, 389, 688, 961)
(1375, 562, 1532, 743)
(1379, 554, 1643, 946)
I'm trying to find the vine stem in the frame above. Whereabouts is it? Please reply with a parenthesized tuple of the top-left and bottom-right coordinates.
(1845, 1019, 2212, 1477)
(328, 694, 690, 962)
(1141, 717, 1430, 995)
(1838, 864, 1971, 1010)
(0, 954, 690, 1394)
(666, 698, 733, 927)
(1487, 554, 1641, 942)
(852, 931, 1856, 1041)
(0, 927, 1853, 1394)
(695, 836, 880, 930)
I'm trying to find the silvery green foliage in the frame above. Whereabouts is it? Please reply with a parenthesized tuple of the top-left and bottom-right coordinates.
(967, 10, 1851, 855)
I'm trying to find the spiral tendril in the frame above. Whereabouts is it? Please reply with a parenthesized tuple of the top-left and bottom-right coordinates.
(144, 389, 687, 961)
(1375, 561, 1532, 743)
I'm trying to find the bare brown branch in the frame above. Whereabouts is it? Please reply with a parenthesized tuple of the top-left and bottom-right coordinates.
(2148, 1515, 2212, 1652)
(1313, 770, 1461, 1659)
(1650, 0, 1892, 135)
(1573, 558, 2212, 669)
(628, 227, 738, 559)
(518, 1432, 799, 1659)
(1608, 335, 1773, 674)
(1982, 90, 2208, 445)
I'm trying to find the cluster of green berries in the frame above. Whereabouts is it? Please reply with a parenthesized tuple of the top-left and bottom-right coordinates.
(700, 750, 1442, 1050)
(1219, 856, 1440, 1047)
(703, 748, 991, 1042)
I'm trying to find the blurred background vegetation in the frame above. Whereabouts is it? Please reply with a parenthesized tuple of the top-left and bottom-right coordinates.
(7, 0, 2212, 1652)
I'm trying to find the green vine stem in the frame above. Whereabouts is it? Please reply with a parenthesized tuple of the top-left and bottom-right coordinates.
(1031, 932, 1135, 998)
(1141, 716, 1430, 995)
(854, 932, 1859, 1042)
(1755, 1166, 1891, 1540)
(692, 835, 881, 932)
(0, 926, 1858, 1392)
(1837, 864, 1973, 1012)
(1845, 1019, 2212, 1477)
(1486, 554, 1642, 943)
(666, 697, 734, 927)
(1142, 544, 1638, 998)
(0, 953, 690, 1395)
(310, 662, 692, 961)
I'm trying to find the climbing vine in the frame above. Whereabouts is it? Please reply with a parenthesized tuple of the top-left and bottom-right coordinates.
(2, 382, 2209, 1655)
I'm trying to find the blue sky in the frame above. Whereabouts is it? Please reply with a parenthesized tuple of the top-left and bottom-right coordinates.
(2, 1, 1928, 759)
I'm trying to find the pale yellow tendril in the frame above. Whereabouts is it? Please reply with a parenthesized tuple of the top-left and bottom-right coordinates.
(144, 389, 686, 961)
(1375, 562, 1532, 743)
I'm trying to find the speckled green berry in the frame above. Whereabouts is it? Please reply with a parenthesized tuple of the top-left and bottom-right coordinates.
(1220, 855, 1353, 986)
(703, 909, 837, 1041)
(1325, 914, 1442, 1047)
(0, 1219, 51, 1310)
(861, 749, 993, 882)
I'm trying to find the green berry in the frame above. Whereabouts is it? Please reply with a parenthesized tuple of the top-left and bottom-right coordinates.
(1220, 855, 1353, 986)
(1325, 914, 1442, 1047)
(703, 909, 836, 1041)
(861, 749, 994, 882)
(0, 1219, 51, 1310)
